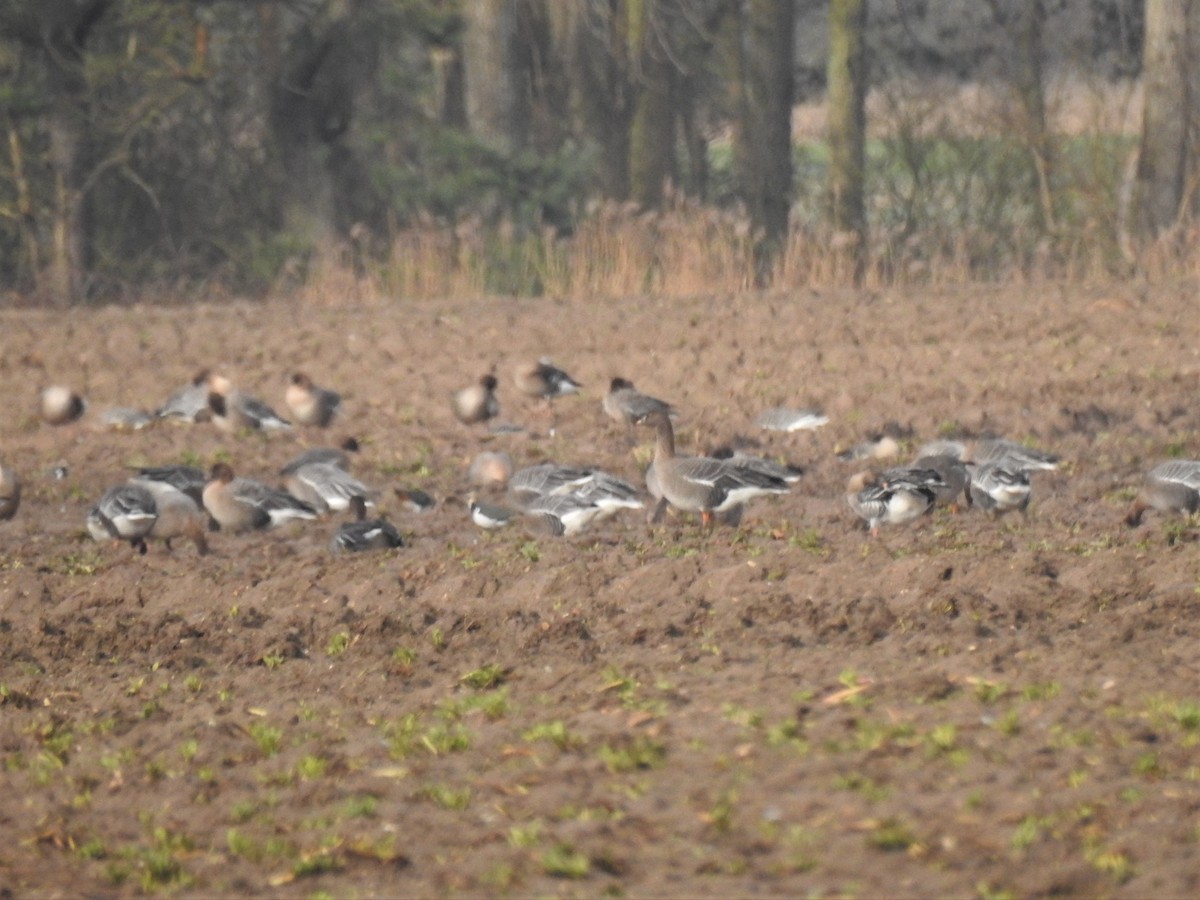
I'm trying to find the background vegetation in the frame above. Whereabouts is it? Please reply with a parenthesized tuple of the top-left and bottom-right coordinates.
(1, 0, 1189, 305)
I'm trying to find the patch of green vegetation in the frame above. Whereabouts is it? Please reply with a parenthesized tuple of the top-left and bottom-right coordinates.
(248, 722, 283, 757)
(832, 772, 890, 802)
(461, 664, 506, 689)
(541, 843, 590, 879)
(523, 720, 581, 750)
(325, 630, 351, 656)
(867, 818, 918, 852)
(417, 783, 471, 810)
(598, 736, 665, 773)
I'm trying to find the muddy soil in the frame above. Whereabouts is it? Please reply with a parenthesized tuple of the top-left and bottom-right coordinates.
(1, 282, 1199, 897)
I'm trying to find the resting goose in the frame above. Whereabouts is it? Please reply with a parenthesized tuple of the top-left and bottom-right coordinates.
(331, 496, 404, 553)
(285, 373, 341, 428)
(525, 493, 605, 536)
(40, 385, 87, 426)
(966, 463, 1032, 517)
(0, 462, 20, 521)
(513, 358, 581, 402)
(452, 374, 500, 426)
(637, 407, 788, 526)
(847, 467, 944, 537)
(281, 460, 375, 515)
(603, 378, 673, 428)
(202, 463, 316, 532)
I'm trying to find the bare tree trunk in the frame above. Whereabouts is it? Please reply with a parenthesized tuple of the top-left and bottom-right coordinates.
(628, 0, 676, 208)
(462, 0, 528, 153)
(728, 0, 794, 281)
(1131, 0, 1195, 241)
(265, 1, 363, 254)
(1013, 0, 1054, 232)
(39, 0, 110, 303)
(827, 0, 868, 283)
(564, 0, 632, 199)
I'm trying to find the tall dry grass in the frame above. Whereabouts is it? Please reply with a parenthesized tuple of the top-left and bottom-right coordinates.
(298, 77, 1199, 304)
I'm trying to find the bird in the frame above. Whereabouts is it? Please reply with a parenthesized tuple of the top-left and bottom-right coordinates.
(1124, 460, 1200, 527)
(525, 493, 605, 536)
(87, 484, 159, 554)
(637, 407, 789, 527)
(468, 496, 518, 529)
(513, 358, 581, 403)
(280, 437, 361, 476)
(132, 464, 208, 505)
(281, 460, 375, 515)
(0, 461, 21, 521)
(966, 463, 1032, 517)
(155, 370, 213, 422)
(127, 477, 209, 554)
(468, 451, 515, 488)
(40, 385, 87, 426)
(846, 467, 944, 537)
(910, 453, 971, 510)
(508, 463, 595, 508)
(207, 377, 291, 432)
(452, 374, 500, 426)
(202, 463, 317, 532)
(603, 377, 673, 429)
(756, 407, 829, 433)
(918, 437, 1060, 473)
(100, 407, 153, 431)
(285, 373, 341, 427)
(710, 446, 805, 484)
(569, 471, 645, 517)
(331, 496, 404, 553)
(394, 488, 436, 513)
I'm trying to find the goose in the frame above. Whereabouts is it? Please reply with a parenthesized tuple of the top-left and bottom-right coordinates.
(285, 373, 341, 427)
(513, 358, 581, 402)
(847, 467, 943, 537)
(280, 437, 361, 476)
(127, 477, 209, 554)
(202, 463, 316, 532)
(0, 462, 19, 521)
(452, 374, 500, 426)
(525, 493, 605, 536)
(1124, 460, 1200, 527)
(918, 437, 1059, 473)
(756, 407, 829, 433)
(910, 453, 971, 510)
(331, 496, 404, 553)
(156, 370, 212, 422)
(637, 407, 788, 526)
(966, 463, 1032, 517)
(40, 385, 86, 426)
(87, 484, 158, 554)
(133, 464, 208, 505)
(603, 377, 673, 428)
(281, 460, 375, 515)
(207, 384, 291, 432)
(468, 496, 518, 529)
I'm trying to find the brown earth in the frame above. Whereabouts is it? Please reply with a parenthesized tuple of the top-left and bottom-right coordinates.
(1, 282, 1199, 897)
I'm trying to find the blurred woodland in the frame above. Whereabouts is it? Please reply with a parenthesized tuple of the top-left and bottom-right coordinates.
(1, 0, 1195, 304)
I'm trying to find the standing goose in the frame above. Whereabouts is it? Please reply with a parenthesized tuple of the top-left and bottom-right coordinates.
(127, 477, 210, 555)
(202, 463, 316, 532)
(1124, 460, 1200, 527)
(637, 408, 789, 527)
(285, 373, 342, 428)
